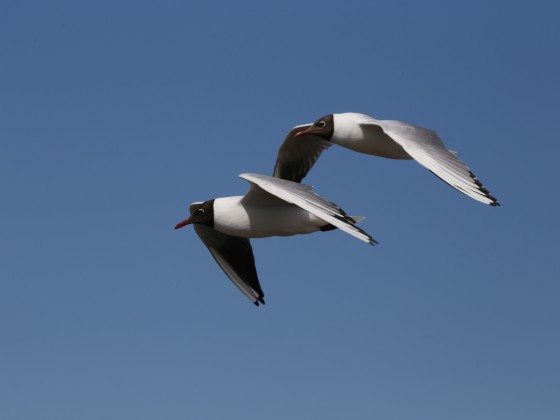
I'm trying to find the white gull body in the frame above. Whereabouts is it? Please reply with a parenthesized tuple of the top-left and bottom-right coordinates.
(212, 196, 329, 238)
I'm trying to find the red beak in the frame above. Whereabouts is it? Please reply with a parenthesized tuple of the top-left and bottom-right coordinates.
(295, 129, 312, 137)
(175, 217, 193, 230)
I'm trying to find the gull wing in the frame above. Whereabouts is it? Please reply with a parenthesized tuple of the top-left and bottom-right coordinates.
(273, 124, 332, 182)
(359, 116, 499, 206)
(193, 223, 265, 306)
(240, 173, 377, 245)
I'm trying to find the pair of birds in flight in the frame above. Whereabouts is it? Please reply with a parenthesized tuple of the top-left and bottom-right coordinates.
(175, 112, 499, 306)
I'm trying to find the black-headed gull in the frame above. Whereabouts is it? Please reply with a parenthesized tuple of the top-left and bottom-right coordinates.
(175, 173, 375, 306)
(274, 112, 499, 206)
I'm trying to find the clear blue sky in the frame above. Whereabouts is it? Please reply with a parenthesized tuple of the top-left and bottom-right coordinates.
(1, 1, 559, 419)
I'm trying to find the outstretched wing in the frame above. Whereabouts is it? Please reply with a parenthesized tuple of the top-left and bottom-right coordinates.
(359, 116, 499, 206)
(273, 124, 332, 182)
(240, 173, 377, 245)
(193, 223, 265, 306)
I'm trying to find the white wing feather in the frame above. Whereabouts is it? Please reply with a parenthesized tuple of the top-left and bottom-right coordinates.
(240, 173, 377, 245)
(359, 116, 499, 206)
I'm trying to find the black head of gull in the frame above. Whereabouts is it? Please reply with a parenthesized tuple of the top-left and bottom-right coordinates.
(295, 114, 334, 140)
(175, 200, 214, 230)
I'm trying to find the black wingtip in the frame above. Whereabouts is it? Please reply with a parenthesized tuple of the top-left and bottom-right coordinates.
(253, 296, 265, 307)
(468, 170, 500, 206)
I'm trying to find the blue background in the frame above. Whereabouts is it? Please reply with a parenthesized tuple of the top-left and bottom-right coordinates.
(1, 1, 559, 419)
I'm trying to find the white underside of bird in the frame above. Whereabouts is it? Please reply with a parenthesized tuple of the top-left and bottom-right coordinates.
(211, 196, 330, 238)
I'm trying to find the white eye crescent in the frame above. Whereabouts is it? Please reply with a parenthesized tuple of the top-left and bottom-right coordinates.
(317, 120, 326, 128)
(196, 209, 205, 216)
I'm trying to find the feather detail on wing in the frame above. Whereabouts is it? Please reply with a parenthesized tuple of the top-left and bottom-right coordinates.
(273, 124, 332, 182)
(361, 118, 500, 206)
(193, 224, 265, 306)
(240, 173, 377, 245)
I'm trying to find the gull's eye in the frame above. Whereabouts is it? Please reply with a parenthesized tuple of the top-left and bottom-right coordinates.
(317, 120, 326, 128)
(196, 209, 205, 216)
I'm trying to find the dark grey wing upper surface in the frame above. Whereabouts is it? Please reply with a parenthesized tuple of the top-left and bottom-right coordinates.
(193, 223, 265, 306)
(273, 124, 332, 183)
